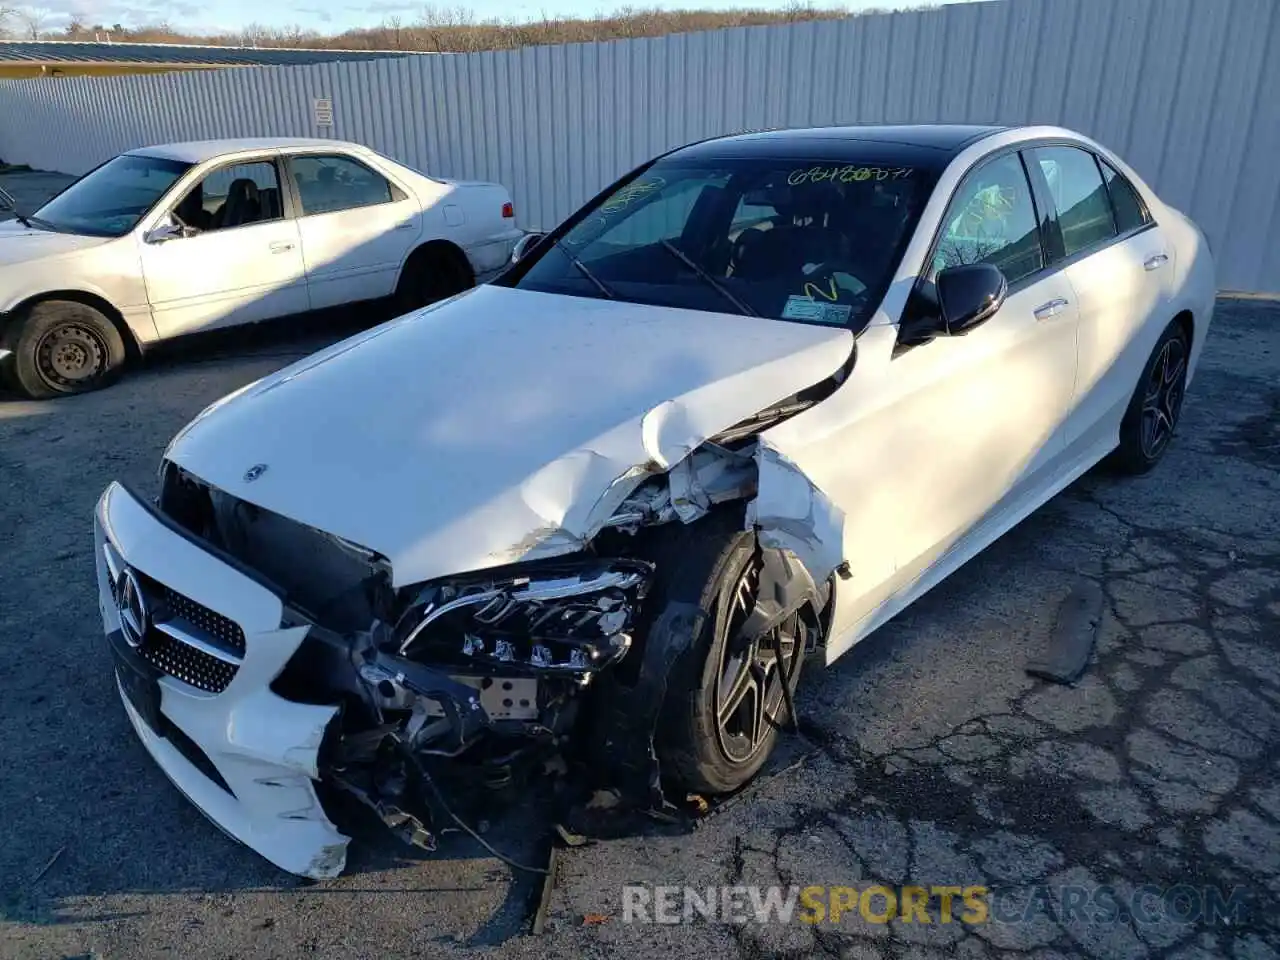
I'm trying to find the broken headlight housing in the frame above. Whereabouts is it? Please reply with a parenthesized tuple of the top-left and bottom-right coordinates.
(394, 558, 653, 676)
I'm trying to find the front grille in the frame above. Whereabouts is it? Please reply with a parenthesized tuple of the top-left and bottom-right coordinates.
(107, 566, 246, 694)
(141, 628, 239, 693)
(160, 586, 246, 658)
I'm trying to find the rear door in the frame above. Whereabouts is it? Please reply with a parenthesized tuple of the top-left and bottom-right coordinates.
(140, 156, 308, 337)
(1025, 145, 1172, 453)
(285, 153, 421, 309)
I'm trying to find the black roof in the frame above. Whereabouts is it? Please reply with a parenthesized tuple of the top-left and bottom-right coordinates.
(676, 124, 1006, 169)
(0, 41, 415, 67)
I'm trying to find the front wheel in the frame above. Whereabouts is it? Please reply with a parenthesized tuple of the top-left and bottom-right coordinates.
(1111, 319, 1190, 474)
(1, 300, 127, 400)
(652, 515, 811, 795)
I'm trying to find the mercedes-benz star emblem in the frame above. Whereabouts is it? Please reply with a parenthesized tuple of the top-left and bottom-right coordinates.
(243, 463, 268, 482)
(116, 569, 149, 650)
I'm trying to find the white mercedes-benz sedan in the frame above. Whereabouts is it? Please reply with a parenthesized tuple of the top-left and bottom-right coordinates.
(0, 137, 520, 398)
(93, 125, 1214, 877)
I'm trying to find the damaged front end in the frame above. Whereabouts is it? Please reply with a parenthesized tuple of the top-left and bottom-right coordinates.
(152, 409, 835, 871)
(159, 462, 664, 861)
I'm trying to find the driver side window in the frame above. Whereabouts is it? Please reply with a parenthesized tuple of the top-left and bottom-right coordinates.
(933, 153, 1043, 284)
(172, 160, 283, 233)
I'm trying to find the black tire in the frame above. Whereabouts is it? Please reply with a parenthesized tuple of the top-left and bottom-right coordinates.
(1110, 319, 1190, 475)
(393, 246, 473, 315)
(1, 299, 127, 400)
(650, 512, 808, 795)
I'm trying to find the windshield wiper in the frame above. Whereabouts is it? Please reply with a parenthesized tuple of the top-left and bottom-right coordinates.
(12, 213, 58, 232)
(557, 241, 618, 300)
(658, 239, 758, 317)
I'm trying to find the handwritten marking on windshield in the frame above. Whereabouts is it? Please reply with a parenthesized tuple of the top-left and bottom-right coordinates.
(600, 177, 667, 213)
(787, 166, 914, 185)
(802, 276, 841, 302)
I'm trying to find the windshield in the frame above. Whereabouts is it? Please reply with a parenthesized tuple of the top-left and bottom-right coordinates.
(34, 154, 191, 237)
(512, 155, 934, 328)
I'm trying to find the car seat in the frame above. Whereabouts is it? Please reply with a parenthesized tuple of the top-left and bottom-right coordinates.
(218, 179, 263, 228)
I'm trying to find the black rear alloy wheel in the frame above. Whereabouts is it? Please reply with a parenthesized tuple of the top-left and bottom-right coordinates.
(1137, 334, 1187, 460)
(1112, 319, 1190, 474)
(3, 300, 127, 400)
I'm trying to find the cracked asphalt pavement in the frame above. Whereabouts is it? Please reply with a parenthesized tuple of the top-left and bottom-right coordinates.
(2, 172, 1278, 960)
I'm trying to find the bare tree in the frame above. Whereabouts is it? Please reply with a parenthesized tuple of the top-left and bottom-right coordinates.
(18, 5, 52, 39)
(383, 15, 403, 48)
(277, 23, 315, 46)
(238, 21, 265, 47)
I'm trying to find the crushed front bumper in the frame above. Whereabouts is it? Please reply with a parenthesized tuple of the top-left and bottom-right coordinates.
(94, 482, 349, 879)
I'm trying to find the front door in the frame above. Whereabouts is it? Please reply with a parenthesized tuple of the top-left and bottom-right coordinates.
(140, 157, 308, 338)
(819, 150, 1080, 654)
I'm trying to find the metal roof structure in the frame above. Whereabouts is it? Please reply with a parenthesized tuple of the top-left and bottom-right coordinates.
(0, 40, 417, 67)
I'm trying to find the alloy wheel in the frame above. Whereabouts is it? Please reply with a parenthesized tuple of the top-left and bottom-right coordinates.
(714, 559, 801, 765)
(1139, 335, 1188, 460)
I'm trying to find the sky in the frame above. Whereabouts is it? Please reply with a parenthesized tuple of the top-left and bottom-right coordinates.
(10, 0, 950, 39)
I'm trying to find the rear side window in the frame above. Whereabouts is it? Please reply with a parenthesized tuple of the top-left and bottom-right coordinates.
(1032, 146, 1116, 257)
(933, 152, 1043, 283)
(1099, 159, 1151, 233)
(289, 155, 394, 215)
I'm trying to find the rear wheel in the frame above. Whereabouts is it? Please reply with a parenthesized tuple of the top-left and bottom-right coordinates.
(652, 514, 809, 795)
(1111, 319, 1190, 474)
(393, 246, 473, 315)
(2, 300, 127, 400)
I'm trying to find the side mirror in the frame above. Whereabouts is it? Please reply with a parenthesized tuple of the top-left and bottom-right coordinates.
(510, 232, 545, 265)
(143, 219, 190, 244)
(936, 263, 1007, 335)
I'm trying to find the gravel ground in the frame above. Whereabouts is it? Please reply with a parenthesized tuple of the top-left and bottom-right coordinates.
(1, 171, 1278, 959)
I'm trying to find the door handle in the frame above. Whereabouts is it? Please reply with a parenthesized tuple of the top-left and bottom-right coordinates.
(269, 241, 296, 254)
(1033, 298, 1070, 321)
(394, 221, 415, 231)
(1144, 253, 1169, 271)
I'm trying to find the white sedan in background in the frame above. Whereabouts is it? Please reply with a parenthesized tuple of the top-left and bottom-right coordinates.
(0, 138, 520, 398)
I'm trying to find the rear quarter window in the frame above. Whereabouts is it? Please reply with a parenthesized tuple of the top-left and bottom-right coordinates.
(1099, 159, 1152, 233)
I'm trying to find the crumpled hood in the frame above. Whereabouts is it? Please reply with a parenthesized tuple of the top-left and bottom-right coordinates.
(166, 285, 853, 587)
(0, 221, 111, 266)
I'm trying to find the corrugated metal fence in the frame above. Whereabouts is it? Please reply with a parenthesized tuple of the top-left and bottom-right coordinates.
(0, 0, 1277, 292)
